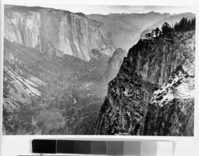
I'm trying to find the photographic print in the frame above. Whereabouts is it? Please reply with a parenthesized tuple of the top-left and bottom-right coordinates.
(2, 4, 195, 135)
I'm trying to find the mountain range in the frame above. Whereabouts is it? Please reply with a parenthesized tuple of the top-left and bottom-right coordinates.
(88, 12, 195, 51)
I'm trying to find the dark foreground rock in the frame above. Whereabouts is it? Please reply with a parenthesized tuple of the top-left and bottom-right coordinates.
(95, 31, 195, 136)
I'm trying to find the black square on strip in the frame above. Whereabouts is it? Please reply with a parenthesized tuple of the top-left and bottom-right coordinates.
(32, 139, 56, 153)
(57, 140, 74, 154)
(73, 140, 91, 154)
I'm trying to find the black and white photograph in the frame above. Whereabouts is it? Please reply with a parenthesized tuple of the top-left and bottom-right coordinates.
(2, 2, 196, 136)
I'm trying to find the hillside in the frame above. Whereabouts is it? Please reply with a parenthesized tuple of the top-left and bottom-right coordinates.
(3, 37, 115, 134)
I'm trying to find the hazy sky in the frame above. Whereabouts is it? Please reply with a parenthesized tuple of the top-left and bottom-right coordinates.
(3, 0, 197, 15)
(33, 5, 197, 15)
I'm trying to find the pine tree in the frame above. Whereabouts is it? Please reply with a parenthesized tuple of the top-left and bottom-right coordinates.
(174, 17, 195, 32)
(161, 22, 173, 35)
(155, 27, 161, 36)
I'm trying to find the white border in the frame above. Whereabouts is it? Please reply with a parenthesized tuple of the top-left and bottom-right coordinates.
(0, 0, 4, 154)
(1, 0, 199, 155)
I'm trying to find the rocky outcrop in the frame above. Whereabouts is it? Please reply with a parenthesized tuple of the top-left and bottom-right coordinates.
(144, 66, 194, 136)
(95, 31, 195, 136)
(102, 48, 127, 83)
(4, 5, 114, 61)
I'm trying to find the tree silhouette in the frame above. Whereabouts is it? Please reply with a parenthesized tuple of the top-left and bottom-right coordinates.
(161, 22, 173, 35)
(174, 17, 195, 32)
(155, 27, 161, 36)
(145, 33, 151, 38)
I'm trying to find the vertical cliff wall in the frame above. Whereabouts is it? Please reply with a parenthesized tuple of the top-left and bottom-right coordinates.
(4, 5, 114, 61)
(95, 31, 195, 136)
(102, 48, 127, 83)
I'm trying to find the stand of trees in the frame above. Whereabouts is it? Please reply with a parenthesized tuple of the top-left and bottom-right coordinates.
(161, 17, 195, 35)
(144, 17, 195, 39)
(174, 17, 195, 32)
(161, 22, 173, 34)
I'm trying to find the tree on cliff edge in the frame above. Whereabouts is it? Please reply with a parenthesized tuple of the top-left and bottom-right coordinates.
(161, 22, 173, 35)
(174, 17, 196, 32)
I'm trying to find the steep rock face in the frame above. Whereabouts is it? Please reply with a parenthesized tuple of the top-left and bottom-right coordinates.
(4, 5, 114, 61)
(144, 66, 194, 136)
(4, 10, 41, 47)
(102, 48, 127, 83)
(95, 31, 195, 135)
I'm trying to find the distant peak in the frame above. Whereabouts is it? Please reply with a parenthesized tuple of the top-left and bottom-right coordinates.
(148, 11, 156, 13)
(75, 12, 87, 18)
(172, 12, 195, 16)
(112, 48, 127, 57)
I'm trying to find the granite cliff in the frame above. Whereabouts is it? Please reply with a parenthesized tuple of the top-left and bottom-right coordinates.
(95, 30, 195, 136)
(102, 48, 127, 83)
(4, 5, 114, 61)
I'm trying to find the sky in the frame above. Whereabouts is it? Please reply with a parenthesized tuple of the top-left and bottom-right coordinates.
(2, 0, 197, 15)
